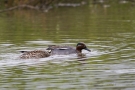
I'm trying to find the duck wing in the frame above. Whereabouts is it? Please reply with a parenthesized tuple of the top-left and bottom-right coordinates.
(47, 45, 74, 50)
(46, 45, 76, 55)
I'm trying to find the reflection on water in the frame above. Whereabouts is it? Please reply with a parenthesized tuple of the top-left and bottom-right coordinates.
(0, 1, 135, 90)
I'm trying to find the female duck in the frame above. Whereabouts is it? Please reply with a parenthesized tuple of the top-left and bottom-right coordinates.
(46, 42, 91, 55)
(19, 50, 51, 59)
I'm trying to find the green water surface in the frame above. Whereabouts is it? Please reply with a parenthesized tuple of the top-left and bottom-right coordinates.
(0, 1, 135, 90)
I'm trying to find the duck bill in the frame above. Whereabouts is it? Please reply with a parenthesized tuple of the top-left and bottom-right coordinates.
(85, 48, 91, 52)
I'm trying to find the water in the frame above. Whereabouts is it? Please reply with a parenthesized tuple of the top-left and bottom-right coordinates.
(0, 1, 135, 90)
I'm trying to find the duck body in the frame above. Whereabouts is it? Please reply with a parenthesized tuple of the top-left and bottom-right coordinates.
(46, 42, 91, 55)
(47, 46, 76, 55)
(19, 42, 90, 59)
(20, 50, 50, 59)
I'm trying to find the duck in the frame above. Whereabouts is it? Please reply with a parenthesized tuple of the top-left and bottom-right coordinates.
(46, 42, 91, 55)
(19, 50, 51, 59)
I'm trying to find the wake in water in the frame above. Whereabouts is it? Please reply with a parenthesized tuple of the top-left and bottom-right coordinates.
(0, 49, 103, 67)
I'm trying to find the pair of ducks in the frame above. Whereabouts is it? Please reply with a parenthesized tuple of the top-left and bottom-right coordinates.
(20, 42, 91, 59)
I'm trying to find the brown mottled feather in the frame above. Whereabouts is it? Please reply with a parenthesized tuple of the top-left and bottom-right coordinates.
(20, 50, 50, 59)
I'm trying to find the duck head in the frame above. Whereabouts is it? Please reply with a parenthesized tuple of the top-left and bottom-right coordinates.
(76, 42, 91, 53)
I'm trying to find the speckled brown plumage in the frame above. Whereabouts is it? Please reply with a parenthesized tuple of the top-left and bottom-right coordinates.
(20, 50, 50, 59)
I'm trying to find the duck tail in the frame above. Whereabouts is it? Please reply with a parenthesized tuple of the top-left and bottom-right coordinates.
(20, 51, 28, 53)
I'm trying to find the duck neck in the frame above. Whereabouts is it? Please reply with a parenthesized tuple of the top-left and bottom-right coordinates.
(76, 47, 82, 53)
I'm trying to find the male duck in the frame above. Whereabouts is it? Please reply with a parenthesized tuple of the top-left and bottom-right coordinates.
(19, 50, 51, 59)
(46, 42, 91, 55)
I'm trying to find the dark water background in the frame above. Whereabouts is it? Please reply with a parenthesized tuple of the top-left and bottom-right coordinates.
(0, 1, 135, 90)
